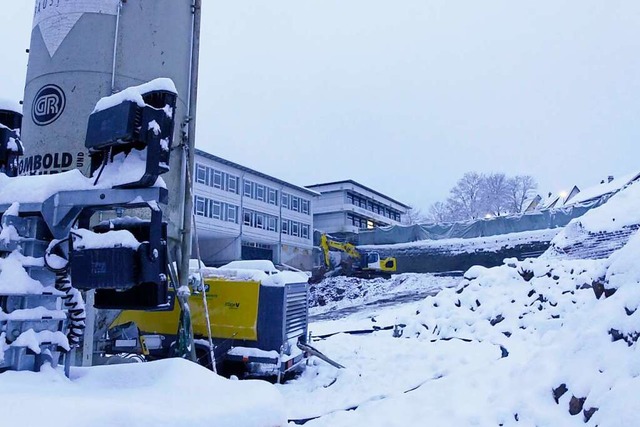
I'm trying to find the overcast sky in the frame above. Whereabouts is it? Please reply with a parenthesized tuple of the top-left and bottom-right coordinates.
(1, 1, 639, 212)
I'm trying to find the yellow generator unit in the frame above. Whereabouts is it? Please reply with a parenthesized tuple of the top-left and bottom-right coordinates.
(108, 272, 309, 379)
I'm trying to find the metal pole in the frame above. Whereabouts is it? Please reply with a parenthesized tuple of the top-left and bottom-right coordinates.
(177, 0, 202, 362)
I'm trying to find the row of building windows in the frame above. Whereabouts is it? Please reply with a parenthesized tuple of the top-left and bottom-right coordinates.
(195, 163, 312, 214)
(347, 213, 380, 230)
(243, 208, 279, 232)
(194, 196, 239, 223)
(195, 163, 240, 194)
(282, 219, 310, 239)
(346, 192, 401, 222)
(282, 192, 310, 215)
(244, 179, 279, 205)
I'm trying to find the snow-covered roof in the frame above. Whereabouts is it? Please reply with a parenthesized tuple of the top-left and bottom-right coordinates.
(567, 171, 640, 205)
(306, 179, 411, 209)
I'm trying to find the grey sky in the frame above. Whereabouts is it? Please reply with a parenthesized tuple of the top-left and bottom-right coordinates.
(2, 1, 639, 212)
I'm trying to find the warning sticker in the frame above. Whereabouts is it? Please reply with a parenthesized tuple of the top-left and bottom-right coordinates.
(33, 0, 119, 57)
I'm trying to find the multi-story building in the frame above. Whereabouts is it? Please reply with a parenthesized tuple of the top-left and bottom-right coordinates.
(193, 149, 317, 269)
(306, 180, 410, 240)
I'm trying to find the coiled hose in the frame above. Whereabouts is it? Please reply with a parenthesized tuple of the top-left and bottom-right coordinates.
(44, 238, 86, 347)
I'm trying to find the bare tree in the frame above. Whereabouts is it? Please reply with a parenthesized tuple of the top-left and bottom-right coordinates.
(403, 207, 429, 225)
(506, 175, 538, 213)
(427, 201, 450, 223)
(481, 172, 510, 216)
(448, 172, 485, 220)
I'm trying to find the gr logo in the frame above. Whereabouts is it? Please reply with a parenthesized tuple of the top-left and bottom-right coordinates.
(32, 84, 66, 126)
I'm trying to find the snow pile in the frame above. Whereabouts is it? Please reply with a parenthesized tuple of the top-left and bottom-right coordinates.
(0, 358, 286, 427)
(72, 228, 141, 250)
(567, 171, 639, 205)
(0, 251, 50, 294)
(93, 78, 177, 113)
(262, 271, 309, 287)
(309, 273, 459, 312)
(202, 267, 268, 283)
(220, 259, 279, 274)
(0, 149, 166, 205)
(379, 239, 639, 426)
(548, 179, 640, 259)
(287, 232, 640, 426)
(359, 228, 559, 254)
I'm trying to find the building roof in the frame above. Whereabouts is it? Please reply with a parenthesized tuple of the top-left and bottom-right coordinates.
(195, 149, 319, 197)
(567, 171, 640, 205)
(306, 179, 411, 209)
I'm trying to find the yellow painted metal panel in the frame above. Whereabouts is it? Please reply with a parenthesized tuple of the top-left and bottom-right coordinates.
(112, 279, 261, 341)
(193, 279, 260, 341)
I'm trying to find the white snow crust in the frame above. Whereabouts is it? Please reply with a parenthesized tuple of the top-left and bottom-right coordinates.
(72, 228, 140, 250)
(0, 359, 286, 427)
(0, 149, 166, 205)
(282, 231, 640, 426)
(93, 78, 177, 113)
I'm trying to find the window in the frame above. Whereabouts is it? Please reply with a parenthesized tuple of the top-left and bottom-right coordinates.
(213, 170, 223, 189)
(281, 220, 288, 234)
(195, 196, 206, 216)
(256, 184, 265, 202)
(194, 196, 239, 224)
(301, 199, 309, 215)
(212, 201, 222, 219)
(228, 176, 238, 194)
(301, 224, 310, 239)
(195, 164, 206, 184)
(268, 188, 277, 205)
(244, 180, 252, 197)
(243, 209, 278, 232)
(281, 193, 289, 209)
(229, 204, 238, 222)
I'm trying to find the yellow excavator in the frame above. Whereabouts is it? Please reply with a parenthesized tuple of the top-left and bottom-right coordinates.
(308, 233, 398, 283)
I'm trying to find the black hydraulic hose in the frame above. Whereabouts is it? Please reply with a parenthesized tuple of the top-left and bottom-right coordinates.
(44, 238, 86, 347)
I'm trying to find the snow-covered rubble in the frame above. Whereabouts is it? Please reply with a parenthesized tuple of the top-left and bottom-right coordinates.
(310, 273, 458, 310)
(548, 179, 640, 259)
(293, 231, 640, 426)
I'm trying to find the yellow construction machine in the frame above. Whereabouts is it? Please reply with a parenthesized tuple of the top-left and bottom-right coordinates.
(103, 264, 310, 381)
(309, 234, 397, 283)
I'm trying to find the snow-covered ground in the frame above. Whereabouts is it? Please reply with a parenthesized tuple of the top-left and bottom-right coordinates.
(309, 273, 459, 316)
(0, 358, 286, 427)
(275, 180, 640, 426)
(279, 236, 640, 426)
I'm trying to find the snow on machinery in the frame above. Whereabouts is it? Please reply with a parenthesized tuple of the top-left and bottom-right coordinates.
(309, 233, 398, 284)
(0, 82, 177, 373)
(105, 260, 311, 381)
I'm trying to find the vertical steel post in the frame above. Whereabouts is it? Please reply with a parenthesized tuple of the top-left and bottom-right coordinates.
(177, 0, 202, 362)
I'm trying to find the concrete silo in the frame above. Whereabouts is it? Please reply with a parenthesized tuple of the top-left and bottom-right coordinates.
(22, 0, 197, 242)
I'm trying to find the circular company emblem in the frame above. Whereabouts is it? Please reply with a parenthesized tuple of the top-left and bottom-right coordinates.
(32, 84, 66, 126)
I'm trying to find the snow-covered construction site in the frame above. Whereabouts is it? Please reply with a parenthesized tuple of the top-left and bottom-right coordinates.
(1, 165, 640, 426)
(1, 1, 639, 427)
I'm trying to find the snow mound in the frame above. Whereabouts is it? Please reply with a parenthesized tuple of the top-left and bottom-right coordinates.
(0, 358, 286, 427)
(547, 179, 640, 259)
(385, 239, 640, 426)
(309, 273, 459, 312)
